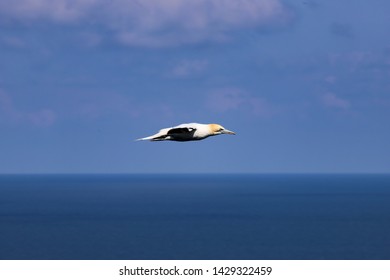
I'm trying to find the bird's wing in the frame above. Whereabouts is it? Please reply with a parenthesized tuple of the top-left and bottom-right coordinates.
(137, 124, 198, 141)
(165, 126, 197, 141)
(167, 127, 196, 135)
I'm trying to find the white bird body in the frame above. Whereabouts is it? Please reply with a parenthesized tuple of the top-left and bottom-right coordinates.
(137, 123, 235, 142)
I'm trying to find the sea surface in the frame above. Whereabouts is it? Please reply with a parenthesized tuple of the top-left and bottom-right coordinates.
(0, 174, 389, 260)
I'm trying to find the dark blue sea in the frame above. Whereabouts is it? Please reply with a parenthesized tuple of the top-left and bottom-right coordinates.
(0, 174, 389, 260)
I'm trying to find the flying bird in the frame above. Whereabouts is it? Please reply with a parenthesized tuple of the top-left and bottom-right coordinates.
(137, 123, 235, 142)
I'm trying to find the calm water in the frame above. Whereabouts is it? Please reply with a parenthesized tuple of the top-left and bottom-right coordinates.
(0, 174, 389, 260)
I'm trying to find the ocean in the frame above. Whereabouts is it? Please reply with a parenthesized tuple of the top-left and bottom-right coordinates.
(0, 174, 389, 260)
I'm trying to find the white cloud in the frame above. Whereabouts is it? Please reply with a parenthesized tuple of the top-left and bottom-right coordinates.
(1, 88, 173, 126)
(0, 0, 293, 47)
(328, 51, 377, 70)
(171, 59, 208, 77)
(0, 89, 57, 127)
(0, 0, 96, 22)
(0, 90, 22, 122)
(78, 32, 103, 47)
(27, 109, 57, 127)
(321, 92, 350, 109)
(206, 87, 276, 117)
(70, 90, 175, 121)
(324, 75, 337, 84)
(207, 88, 246, 112)
(250, 97, 275, 117)
(1, 36, 26, 48)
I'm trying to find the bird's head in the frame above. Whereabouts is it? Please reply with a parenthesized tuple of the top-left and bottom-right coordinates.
(209, 124, 236, 136)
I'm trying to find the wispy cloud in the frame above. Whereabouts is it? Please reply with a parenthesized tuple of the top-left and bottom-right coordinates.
(75, 92, 138, 120)
(207, 88, 246, 112)
(0, 0, 95, 22)
(0, 89, 57, 127)
(67, 90, 175, 122)
(324, 75, 337, 84)
(1, 36, 26, 48)
(0, 90, 22, 121)
(0, 89, 176, 126)
(27, 109, 57, 127)
(0, 0, 293, 47)
(206, 87, 276, 117)
(326, 50, 390, 85)
(302, 1, 320, 10)
(250, 97, 275, 117)
(330, 22, 354, 39)
(321, 92, 350, 109)
(328, 51, 375, 69)
(170, 59, 208, 78)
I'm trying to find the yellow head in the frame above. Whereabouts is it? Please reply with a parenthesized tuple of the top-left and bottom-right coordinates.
(209, 124, 236, 136)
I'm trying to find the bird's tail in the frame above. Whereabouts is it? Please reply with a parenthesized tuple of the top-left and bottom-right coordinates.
(135, 136, 154, 141)
(135, 133, 167, 141)
(135, 129, 168, 141)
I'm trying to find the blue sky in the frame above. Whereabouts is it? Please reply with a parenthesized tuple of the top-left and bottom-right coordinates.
(0, 0, 389, 173)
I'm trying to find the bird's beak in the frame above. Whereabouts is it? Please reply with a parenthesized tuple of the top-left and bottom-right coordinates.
(222, 129, 236, 135)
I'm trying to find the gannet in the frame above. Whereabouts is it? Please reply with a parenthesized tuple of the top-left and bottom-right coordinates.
(137, 123, 235, 142)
